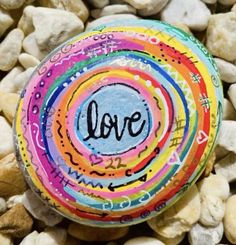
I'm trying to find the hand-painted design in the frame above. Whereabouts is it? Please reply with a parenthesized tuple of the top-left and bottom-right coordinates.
(14, 20, 223, 227)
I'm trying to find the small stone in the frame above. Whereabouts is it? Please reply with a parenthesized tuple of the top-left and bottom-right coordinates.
(88, 0, 110, 8)
(199, 195, 225, 226)
(224, 195, 236, 244)
(188, 222, 224, 245)
(218, 0, 236, 5)
(18, 53, 40, 69)
(206, 12, 236, 61)
(215, 152, 236, 183)
(228, 83, 236, 111)
(0, 153, 27, 197)
(19, 6, 84, 53)
(0, 28, 24, 71)
(23, 33, 48, 61)
(0, 66, 24, 93)
(232, 3, 236, 11)
(0, 117, 14, 158)
(124, 237, 165, 245)
(36, 227, 67, 245)
(68, 222, 129, 241)
(19, 231, 39, 245)
(0, 91, 19, 123)
(218, 120, 236, 153)
(91, 4, 136, 18)
(197, 174, 230, 202)
(201, 0, 216, 3)
(138, 0, 169, 16)
(147, 185, 201, 238)
(14, 67, 36, 94)
(173, 23, 192, 33)
(122, 0, 150, 9)
(22, 190, 63, 227)
(38, 0, 89, 22)
(86, 14, 139, 31)
(0, 0, 26, 10)
(0, 204, 33, 238)
(0, 197, 6, 214)
(214, 58, 236, 83)
(0, 233, 13, 245)
(154, 233, 186, 245)
(161, 0, 211, 31)
(202, 152, 216, 177)
(223, 98, 236, 120)
(0, 7, 14, 37)
(6, 194, 23, 209)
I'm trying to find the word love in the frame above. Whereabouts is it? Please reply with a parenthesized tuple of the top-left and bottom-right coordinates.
(83, 100, 146, 141)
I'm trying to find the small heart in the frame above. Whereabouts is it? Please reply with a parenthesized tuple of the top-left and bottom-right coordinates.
(89, 154, 103, 166)
(196, 130, 208, 144)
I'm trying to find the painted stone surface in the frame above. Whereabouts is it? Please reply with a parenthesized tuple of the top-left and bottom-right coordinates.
(14, 20, 223, 227)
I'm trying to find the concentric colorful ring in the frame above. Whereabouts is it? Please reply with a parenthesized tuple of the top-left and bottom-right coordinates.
(14, 20, 223, 227)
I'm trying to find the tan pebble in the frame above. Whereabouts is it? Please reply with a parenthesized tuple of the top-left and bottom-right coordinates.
(0, 153, 27, 197)
(36, 227, 67, 245)
(68, 222, 129, 241)
(138, 0, 169, 16)
(224, 195, 236, 244)
(38, 0, 89, 22)
(147, 184, 201, 238)
(228, 83, 236, 111)
(172, 23, 192, 33)
(202, 152, 216, 177)
(0, 7, 14, 37)
(214, 58, 236, 83)
(0, 91, 19, 123)
(0, 117, 14, 158)
(0, 204, 33, 238)
(0, 28, 24, 71)
(88, 0, 109, 8)
(218, 0, 236, 5)
(232, 3, 236, 11)
(19, 230, 39, 245)
(0, 66, 24, 93)
(124, 237, 165, 245)
(0, 233, 13, 245)
(206, 12, 236, 61)
(154, 232, 186, 245)
(0, 197, 7, 214)
(0, 0, 26, 10)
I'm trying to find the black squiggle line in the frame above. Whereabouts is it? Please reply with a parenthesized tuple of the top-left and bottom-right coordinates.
(153, 97, 161, 110)
(138, 146, 148, 158)
(65, 152, 79, 166)
(155, 121, 161, 137)
(90, 171, 106, 176)
(56, 120, 63, 138)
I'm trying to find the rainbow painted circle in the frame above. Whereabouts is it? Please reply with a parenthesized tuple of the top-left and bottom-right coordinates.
(14, 20, 223, 227)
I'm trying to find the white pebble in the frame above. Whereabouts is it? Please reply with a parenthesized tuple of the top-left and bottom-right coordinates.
(206, 12, 236, 61)
(0, 0, 26, 10)
(0, 28, 24, 71)
(86, 14, 139, 31)
(215, 152, 236, 183)
(138, 0, 169, 16)
(214, 58, 236, 83)
(188, 222, 224, 245)
(91, 4, 136, 18)
(224, 195, 236, 244)
(22, 190, 63, 227)
(0, 116, 14, 158)
(0, 7, 14, 37)
(6, 195, 23, 209)
(218, 120, 236, 153)
(147, 185, 201, 238)
(228, 83, 236, 111)
(201, 0, 217, 3)
(20, 231, 39, 245)
(35, 228, 67, 245)
(18, 53, 40, 69)
(161, 0, 211, 31)
(124, 237, 165, 245)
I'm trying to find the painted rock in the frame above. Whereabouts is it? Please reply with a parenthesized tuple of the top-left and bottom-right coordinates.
(14, 20, 223, 227)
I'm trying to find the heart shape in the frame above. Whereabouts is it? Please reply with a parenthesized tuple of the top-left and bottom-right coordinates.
(196, 130, 208, 144)
(89, 154, 103, 166)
